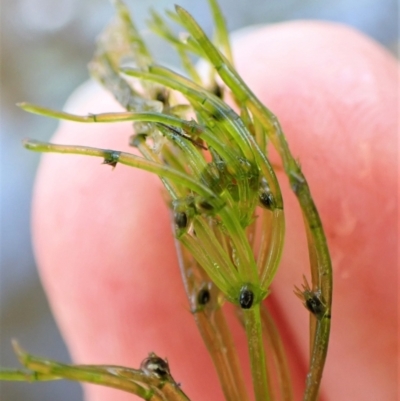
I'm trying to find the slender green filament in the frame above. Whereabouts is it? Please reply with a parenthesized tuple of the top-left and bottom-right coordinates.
(2, 1, 333, 401)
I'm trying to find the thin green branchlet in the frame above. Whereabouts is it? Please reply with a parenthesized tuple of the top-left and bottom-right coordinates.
(1, 1, 332, 400)
(3, 341, 189, 401)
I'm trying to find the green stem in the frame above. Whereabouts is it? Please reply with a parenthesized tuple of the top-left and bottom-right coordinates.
(23, 139, 220, 205)
(174, 242, 250, 401)
(258, 209, 285, 289)
(243, 304, 271, 401)
(174, 8, 332, 399)
(19, 104, 250, 187)
(218, 206, 259, 284)
(123, 67, 256, 163)
(142, 66, 283, 211)
(174, 7, 284, 208)
(303, 317, 331, 401)
(14, 352, 154, 399)
(209, 308, 250, 401)
(179, 233, 231, 293)
(133, 136, 181, 200)
(0, 369, 60, 382)
(260, 305, 294, 401)
(114, 0, 153, 69)
(207, 0, 233, 63)
(192, 216, 241, 285)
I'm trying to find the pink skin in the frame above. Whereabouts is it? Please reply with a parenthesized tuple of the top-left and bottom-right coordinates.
(32, 22, 398, 401)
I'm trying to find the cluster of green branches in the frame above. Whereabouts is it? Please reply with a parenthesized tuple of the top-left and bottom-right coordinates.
(1, 1, 332, 400)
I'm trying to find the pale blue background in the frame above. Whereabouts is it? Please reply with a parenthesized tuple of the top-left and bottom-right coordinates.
(0, 0, 398, 400)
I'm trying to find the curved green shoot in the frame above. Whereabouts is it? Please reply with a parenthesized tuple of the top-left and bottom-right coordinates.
(207, 0, 233, 63)
(113, 0, 153, 69)
(23, 139, 220, 204)
(174, 241, 250, 401)
(3, 2, 334, 401)
(5, 342, 189, 401)
(260, 305, 294, 401)
(174, 5, 332, 400)
(243, 304, 271, 401)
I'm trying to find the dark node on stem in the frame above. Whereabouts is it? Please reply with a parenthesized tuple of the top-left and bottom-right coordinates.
(192, 138, 207, 151)
(209, 108, 225, 122)
(294, 277, 327, 319)
(102, 151, 120, 168)
(182, 119, 204, 136)
(88, 113, 97, 122)
(305, 294, 325, 317)
(140, 354, 170, 380)
(197, 287, 211, 306)
(259, 191, 275, 210)
(158, 123, 207, 150)
(174, 211, 188, 229)
(155, 89, 169, 104)
(239, 286, 254, 309)
(130, 133, 147, 148)
(198, 200, 214, 211)
(211, 83, 224, 99)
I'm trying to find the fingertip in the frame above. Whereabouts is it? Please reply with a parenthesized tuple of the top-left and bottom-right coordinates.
(32, 82, 226, 400)
(31, 22, 398, 401)
(233, 21, 398, 399)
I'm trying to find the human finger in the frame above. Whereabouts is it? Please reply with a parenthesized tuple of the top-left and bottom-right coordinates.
(33, 21, 398, 401)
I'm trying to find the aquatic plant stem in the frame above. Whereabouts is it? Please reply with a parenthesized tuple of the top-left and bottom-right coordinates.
(243, 304, 271, 401)
(208, 308, 250, 401)
(174, 240, 250, 401)
(173, 7, 332, 398)
(23, 139, 219, 203)
(260, 305, 293, 401)
(12, 345, 155, 399)
(304, 317, 331, 401)
(0, 370, 59, 382)
(193, 302, 251, 400)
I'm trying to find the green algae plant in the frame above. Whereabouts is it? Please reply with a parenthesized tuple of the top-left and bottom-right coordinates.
(1, 1, 332, 400)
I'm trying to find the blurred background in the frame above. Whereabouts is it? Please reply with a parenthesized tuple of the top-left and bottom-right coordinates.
(0, 0, 398, 400)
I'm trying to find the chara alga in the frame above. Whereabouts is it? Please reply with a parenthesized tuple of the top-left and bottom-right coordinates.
(1, 1, 332, 400)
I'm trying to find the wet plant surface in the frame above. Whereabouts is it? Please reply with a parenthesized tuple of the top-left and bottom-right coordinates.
(1, 1, 333, 400)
